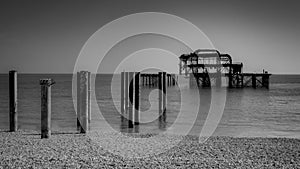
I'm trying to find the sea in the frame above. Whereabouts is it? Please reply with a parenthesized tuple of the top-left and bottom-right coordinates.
(0, 74, 299, 138)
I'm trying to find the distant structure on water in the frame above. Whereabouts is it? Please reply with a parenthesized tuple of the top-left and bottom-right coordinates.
(179, 49, 271, 89)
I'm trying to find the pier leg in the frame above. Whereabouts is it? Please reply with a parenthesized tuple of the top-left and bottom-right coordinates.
(79, 71, 89, 133)
(40, 79, 55, 139)
(216, 70, 222, 88)
(162, 72, 167, 121)
(128, 72, 134, 128)
(172, 74, 176, 86)
(125, 72, 129, 118)
(121, 72, 125, 121)
(9, 70, 18, 132)
(228, 72, 233, 88)
(76, 72, 80, 131)
(262, 74, 270, 89)
(134, 72, 140, 125)
(252, 74, 257, 89)
(88, 72, 91, 124)
(158, 72, 163, 121)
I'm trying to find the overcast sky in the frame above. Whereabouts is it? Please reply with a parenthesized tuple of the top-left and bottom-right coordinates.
(0, 0, 299, 74)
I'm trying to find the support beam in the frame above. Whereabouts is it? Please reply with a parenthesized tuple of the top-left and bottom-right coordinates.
(78, 71, 89, 133)
(252, 74, 257, 89)
(125, 72, 129, 116)
(40, 79, 55, 139)
(134, 72, 140, 125)
(162, 72, 167, 121)
(9, 70, 18, 132)
(121, 72, 125, 121)
(128, 72, 134, 128)
(88, 72, 91, 124)
(158, 72, 163, 120)
(76, 72, 80, 131)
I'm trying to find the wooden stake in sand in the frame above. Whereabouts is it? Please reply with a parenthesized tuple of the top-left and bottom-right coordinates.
(87, 71, 91, 123)
(162, 72, 167, 121)
(40, 79, 55, 139)
(121, 72, 125, 121)
(9, 70, 18, 132)
(125, 72, 129, 119)
(158, 72, 163, 121)
(128, 72, 134, 128)
(134, 72, 140, 125)
(78, 71, 89, 133)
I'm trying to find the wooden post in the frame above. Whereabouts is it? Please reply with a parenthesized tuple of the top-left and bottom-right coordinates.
(9, 70, 17, 132)
(228, 68, 233, 88)
(158, 72, 163, 120)
(76, 72, 81, 131)
(241, 74, 244, 88)
(252, 74, 256, 89)
(162, 72, 167, 121)
(125, 72, 129, 116)
(121, 72, 125, 121)
(128, 72, 134, 128)
(134, 72, 140, 125)
(87, 72, 91, 124)
(79, 71, 88, 133)
(172, 74, 176, 86)
(216, 71, 222, 87)
(262, 74, 270, 89)
(40, 79, 55, 139)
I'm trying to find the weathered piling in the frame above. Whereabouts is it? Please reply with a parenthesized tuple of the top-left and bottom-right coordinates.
(125, 72, 129, 118)
(162, 72, 167, 120)
(134, 72, 140, 125)
(9, 70, 17, 132)
(158, 72, 163, 119)
(252, 74, 256, 89)
(88, 72, 91, 123)
(262, 73, 270, 89)
(216, 71, 222, 87)
(128, 72, 134, 128)
(40, 79, 55, 139)
(172, 74, 176, 86)
(121, 72, 125, 121)
(76, 72, 80, 130)
(78, 71, 89, 133)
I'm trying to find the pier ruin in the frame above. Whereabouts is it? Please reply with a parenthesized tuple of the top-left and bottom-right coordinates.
(179, 49, 271, 89)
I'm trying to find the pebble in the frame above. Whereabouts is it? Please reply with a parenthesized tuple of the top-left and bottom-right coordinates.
(0, 130, 299, 168)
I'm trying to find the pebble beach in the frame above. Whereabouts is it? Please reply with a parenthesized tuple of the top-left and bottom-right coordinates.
(0, 130, 299, 168)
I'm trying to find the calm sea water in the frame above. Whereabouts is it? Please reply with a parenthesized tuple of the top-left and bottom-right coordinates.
(0, 74, 299, 138)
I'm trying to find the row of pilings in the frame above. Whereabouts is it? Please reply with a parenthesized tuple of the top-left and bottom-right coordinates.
(141, 73, 177, 87)
(7, 70, 91, 139)
(120, 72, 170, 128)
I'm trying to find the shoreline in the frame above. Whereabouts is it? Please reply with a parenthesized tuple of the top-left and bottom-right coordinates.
(0, 130, 299, 168)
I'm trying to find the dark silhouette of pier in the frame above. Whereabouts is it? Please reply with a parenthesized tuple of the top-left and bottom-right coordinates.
(179, 49, 271, 89)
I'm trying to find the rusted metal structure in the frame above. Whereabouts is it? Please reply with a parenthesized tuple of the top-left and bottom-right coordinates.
(179, 49, 271, 88)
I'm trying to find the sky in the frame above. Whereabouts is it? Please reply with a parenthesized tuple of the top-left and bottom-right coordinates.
(0, 0, 299, 74)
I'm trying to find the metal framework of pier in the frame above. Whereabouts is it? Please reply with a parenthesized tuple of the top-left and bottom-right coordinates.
(179, 49, 271, 88)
